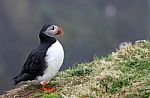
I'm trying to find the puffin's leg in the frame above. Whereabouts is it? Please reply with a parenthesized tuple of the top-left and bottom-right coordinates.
(41, 81, 56, 93)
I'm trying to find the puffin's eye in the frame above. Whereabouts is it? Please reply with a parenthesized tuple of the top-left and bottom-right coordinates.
(51, 26, 54, 30)
(47, 26, 54, 31)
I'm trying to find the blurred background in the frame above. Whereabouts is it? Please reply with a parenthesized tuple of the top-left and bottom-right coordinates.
(0, 0, 150, 94)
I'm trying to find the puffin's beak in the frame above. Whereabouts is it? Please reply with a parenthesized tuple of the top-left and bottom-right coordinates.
(56, 27, 64, 36)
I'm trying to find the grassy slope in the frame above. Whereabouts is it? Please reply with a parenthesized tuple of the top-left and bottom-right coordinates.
(1, 40, 150, 98)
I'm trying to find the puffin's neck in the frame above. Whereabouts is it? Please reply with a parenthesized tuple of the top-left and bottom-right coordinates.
(39, 33, 57, 44)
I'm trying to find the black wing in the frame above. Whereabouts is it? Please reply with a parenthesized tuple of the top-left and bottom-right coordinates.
(13, 49, 46, 84)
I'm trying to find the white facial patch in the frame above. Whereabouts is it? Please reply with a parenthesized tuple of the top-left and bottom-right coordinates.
(44, 25, 59, 37)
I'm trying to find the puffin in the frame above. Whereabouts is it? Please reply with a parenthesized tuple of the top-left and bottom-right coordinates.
(13, 24, 64, 92)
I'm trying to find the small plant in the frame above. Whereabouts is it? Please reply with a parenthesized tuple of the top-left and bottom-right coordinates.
(25, 84, 41, 91)
(61, 64, 93, 77)
(42, 93, 62, 98)
(107, 79, 131, 94)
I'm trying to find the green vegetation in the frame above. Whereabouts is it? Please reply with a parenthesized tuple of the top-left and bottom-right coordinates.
(37, 93, 62, 98)
(31, 40, 150, 97)
(1, 40, 150, 98)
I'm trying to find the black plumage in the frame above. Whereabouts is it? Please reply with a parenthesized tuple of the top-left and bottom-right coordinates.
(13, 24, 56, 84)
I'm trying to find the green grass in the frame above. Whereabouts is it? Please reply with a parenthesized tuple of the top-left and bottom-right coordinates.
(31, 40, 150, 98)
(32, 93, 62, 98)
(41, 93, 62, 98)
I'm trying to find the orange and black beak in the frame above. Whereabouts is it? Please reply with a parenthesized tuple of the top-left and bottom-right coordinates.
(56, 27, 64, 36)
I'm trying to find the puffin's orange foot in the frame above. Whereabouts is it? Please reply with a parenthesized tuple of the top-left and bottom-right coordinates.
(42, 87, 56, 93)
(41, 82, 56, 93)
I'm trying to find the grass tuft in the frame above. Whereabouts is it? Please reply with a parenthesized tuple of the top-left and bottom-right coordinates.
(41, 93, 62, 98)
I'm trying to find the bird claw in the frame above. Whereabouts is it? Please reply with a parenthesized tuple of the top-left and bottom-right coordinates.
(43, 87, 56, 93)
(41, 81, 56, 93)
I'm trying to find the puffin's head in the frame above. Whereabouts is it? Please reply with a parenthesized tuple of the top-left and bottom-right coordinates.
(40, 24, 64, 37)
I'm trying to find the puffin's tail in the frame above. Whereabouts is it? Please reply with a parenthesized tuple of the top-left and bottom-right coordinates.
(13, 73, 30, 85)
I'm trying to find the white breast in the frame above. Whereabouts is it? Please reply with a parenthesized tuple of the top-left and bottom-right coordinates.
(37, 40, 64, 83)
